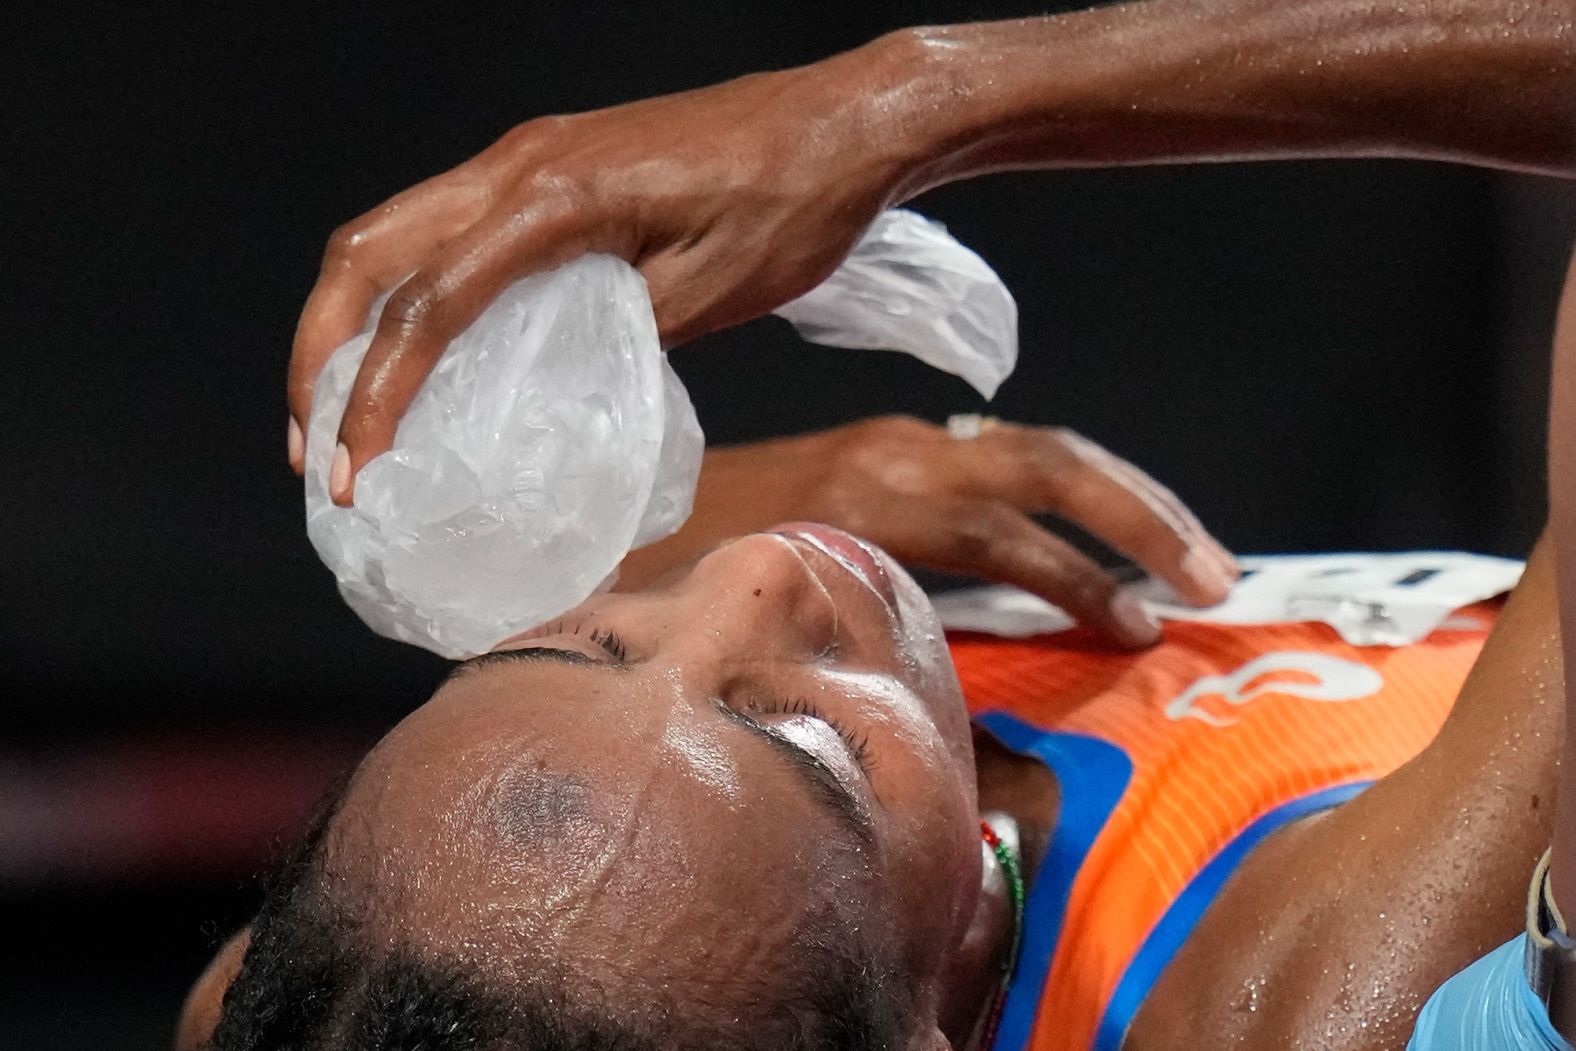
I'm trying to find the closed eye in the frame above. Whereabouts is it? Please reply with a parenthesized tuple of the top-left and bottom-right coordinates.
(454, 619, 631, 677)
(744, 695, 875, 776)
(714, 702, 877, 852)
(450, 646, 606, 680)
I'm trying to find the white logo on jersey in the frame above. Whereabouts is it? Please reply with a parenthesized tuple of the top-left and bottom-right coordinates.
(1163, 651, 1384, 727)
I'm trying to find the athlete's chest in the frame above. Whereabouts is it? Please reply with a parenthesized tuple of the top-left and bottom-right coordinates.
(954, 616, 1488, 1050)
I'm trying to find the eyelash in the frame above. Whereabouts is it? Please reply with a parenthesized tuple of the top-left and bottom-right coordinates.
(546, 622, 872, 774)
(751, 696, 875, 774)
(544, 619, 628, 662)
(590, 629, 628, 661)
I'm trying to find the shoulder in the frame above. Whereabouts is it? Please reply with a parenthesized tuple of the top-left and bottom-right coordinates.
(1125, 555, 1559, 1050)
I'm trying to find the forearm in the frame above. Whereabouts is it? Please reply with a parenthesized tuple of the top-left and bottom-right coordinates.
(1131, 538, 1563, 1049)
(615, 439, 821, 592)
(875, 0, 1576, 196)
(1546, 256, 1576, 919)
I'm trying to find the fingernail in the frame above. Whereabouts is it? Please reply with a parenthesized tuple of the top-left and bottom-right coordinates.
(330, 443, 352, 502)
(287, 417, 304, 469)
(1181, 548, 1233, 601)
(1110, 589, 1161, 645)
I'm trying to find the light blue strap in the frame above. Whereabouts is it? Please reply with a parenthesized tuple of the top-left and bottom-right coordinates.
(1408, 936, 1575, 1050)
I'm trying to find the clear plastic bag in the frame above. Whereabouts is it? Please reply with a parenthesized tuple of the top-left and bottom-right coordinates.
(305, 209, 1017, 657)
(773, 209, 1017, 397)
(303, 255, 691, 658)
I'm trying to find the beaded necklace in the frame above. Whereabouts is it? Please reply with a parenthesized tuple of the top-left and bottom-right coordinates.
(976, 819, 1025, 1050)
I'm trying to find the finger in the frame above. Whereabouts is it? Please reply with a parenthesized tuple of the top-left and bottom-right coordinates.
(1055, 431, 1239, 593)
(288, 173, 493, 472)
(880, 495, 1163, 649)
(962, 426, 1236, 607)
(1096, 450, 1238, 579)
(330, 201, 591, 505)
(289, 270, 383, 461)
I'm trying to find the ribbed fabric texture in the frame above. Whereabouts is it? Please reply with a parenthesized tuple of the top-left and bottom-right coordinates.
(1409, 936, 1574, 1050)
(950, 606, 1493, 1050)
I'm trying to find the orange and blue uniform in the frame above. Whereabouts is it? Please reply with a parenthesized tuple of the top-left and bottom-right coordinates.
(951, 604, 1497, 1050)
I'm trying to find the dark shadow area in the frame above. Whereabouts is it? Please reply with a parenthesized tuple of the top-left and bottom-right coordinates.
(9, 1, 1575, 1045)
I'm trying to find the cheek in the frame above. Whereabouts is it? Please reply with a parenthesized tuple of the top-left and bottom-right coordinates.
(878, 735, 980, 976)
(896, 624, 975, 779)
(889, 569, 968, 718)
(829, 671, 976, 874)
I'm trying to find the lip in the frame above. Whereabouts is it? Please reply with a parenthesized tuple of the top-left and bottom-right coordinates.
(770, 522, 899, 613)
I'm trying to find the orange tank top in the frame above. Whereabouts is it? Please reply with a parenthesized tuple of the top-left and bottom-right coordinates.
(950, 607, 1495, 1051)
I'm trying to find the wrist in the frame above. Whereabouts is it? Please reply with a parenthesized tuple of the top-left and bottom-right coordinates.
(847, 26, 1013, 204)
(788, 29, 948, 211)
(862, 18, 1127, 201)
(827, 16, 1172, 206)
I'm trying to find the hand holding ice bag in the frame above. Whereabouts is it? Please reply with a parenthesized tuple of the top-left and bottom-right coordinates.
(303, 211, 1017, 658)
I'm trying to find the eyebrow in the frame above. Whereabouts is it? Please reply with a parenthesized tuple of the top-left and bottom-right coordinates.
(715, 705, 877, 854)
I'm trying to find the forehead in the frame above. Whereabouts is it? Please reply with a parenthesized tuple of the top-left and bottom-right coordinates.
(327, 660, 876, 985)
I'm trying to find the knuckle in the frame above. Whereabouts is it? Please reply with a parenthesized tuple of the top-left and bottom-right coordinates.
(322, 221, 372, 268)
(851, 415, 932, 460)
(1032, 429, 1109, 497)
(1039, 425, 1090, 464)
(948, 503, 1016, 563)
(522, 163, 585, 202)
(1054, 468, 1113, 508)
(844, 414, 929, 447)
(381, 281, 441, 330)
(845, 446, 923, 497)
(491, 116, 558, 157)
(1030, 549, 1111, 611)
(1063, 575, 1117, 617)
(508, 166, 596, 230)
(515, 114, 569, 139)
(1036, 425, 1099, 468)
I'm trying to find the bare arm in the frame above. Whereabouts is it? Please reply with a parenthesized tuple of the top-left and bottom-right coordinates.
(293, 0, 1576, 498)
(1128, 536, 1564, 1049)
(1126, 235, 1576, 1050)
(892, 0, 1576, 195)
(1543, 252, 1576, 919)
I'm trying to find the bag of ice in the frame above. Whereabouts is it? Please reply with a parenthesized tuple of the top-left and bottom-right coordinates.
(304, 209, 1017, 657)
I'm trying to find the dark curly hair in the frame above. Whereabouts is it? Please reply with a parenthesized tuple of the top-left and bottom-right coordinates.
(205, 783, 910, 1051)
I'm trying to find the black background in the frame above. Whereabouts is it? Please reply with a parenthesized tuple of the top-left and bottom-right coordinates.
(8, 2, 1576, 1047)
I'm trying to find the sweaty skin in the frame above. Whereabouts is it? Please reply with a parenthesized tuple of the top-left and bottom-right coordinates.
(183, 419, 1236, 1049)
(182, 535, 1567, 1050)
(1547, 250, 1576, 922)
(1131, 536, 1564, 1049)
(617, 417, 1236, 648)
(289, 0, 1576, 501)
(271, 0, 1576, 1046)
(184, 528, 999, 1050)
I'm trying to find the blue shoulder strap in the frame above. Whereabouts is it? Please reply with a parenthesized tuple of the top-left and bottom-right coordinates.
(976, 711, 1371, 1051)
(976, 712, 1133, 1051)
(1092, 780, 1370, 1050)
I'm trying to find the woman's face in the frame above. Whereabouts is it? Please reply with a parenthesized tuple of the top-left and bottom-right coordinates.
(324, 525, 983, 1027)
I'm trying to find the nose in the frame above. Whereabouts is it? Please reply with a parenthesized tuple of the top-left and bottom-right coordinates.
(661, 533, 841, 666)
